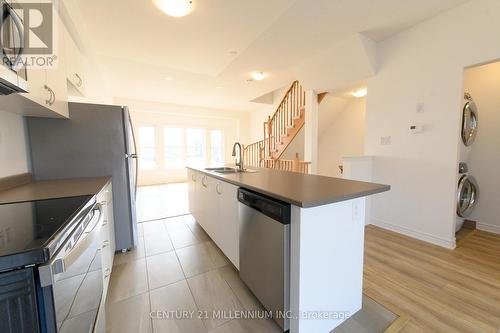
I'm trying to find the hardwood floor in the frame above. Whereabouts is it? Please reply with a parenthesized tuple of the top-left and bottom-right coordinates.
(364, 225, 500, 333)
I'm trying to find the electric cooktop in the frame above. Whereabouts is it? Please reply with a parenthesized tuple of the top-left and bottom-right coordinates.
(0, 195, 95, 272)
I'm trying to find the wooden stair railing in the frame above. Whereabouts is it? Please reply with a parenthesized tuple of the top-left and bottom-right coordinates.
(243, 80, 310, 174)
(264, 80, 306, 160)
(243, 139, 265, 168)
(263, 153, 311, 174)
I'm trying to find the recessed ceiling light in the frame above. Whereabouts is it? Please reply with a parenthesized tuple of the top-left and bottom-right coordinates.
(352, 88, 367, 98)
(251, 72, 266, 81)
(216, 86, 223, 89)
(153, 0, 194, 17)
(165, 77, 174, 81)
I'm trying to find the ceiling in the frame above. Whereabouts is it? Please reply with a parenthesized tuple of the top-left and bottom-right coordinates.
(72, 0, 468, 112)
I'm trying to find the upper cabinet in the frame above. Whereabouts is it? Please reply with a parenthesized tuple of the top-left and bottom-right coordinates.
(19, 8, 68, 118)
(0, 1, 85, 118)
(44, 11, 69, 117)
(62, 24, 86, 96)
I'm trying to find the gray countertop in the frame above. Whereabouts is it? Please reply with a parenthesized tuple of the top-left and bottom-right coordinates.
(187, 166, 389, 208)
(0, 176, 111, 204)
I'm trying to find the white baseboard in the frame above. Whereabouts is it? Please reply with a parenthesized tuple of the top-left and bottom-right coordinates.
(476, 222, 500, 235)
(369, 218, 456, 249)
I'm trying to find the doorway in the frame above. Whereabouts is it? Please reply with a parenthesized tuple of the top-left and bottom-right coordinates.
(456, 60, 500, 237)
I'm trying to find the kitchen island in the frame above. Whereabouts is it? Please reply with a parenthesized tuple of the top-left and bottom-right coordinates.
(186, 166, 389, 333)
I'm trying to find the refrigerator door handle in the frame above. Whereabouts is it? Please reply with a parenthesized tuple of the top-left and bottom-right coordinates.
(127, 112, 139, 197)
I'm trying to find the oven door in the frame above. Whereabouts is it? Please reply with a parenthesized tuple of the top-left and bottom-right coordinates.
(38, 203, 104, 333)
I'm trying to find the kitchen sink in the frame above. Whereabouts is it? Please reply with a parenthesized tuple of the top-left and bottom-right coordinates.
(204, 167, 258, 174)
(204, 167, 236, 172)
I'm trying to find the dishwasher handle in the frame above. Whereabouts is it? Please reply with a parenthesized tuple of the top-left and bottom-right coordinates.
(237, 188, 291, 225)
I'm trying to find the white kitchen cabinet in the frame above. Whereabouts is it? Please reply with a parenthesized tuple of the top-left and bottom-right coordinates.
(97, 181, 115, 301)
(94, 182, 115, 333)
(62, 23, 86, 96)
(214, 180, 240, 268)
(0, 1, 69, 118)
(199, 174, 216, 235)
(43, 10, 69, 117)
(188, 169, 198, 218)
(22, 67, 50, 110)
(187, 169, 240, 269)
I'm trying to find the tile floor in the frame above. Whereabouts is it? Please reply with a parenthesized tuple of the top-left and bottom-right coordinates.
(105, 215, 396, 333)
(105, 214, 282, 333)
(136, 183, 189, 222)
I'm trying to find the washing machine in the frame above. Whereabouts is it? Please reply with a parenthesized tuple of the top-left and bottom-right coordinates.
(456, 162, 479, 231)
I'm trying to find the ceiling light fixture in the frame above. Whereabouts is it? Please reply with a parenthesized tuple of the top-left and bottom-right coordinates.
(165, 77, 174, 81)
(250, 72, 266, 81)
(153, 0, 194, 17)
(351, 88, 367, 98)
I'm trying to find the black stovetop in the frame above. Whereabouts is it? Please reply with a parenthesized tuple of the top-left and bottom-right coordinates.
(0, 195, 95, 272)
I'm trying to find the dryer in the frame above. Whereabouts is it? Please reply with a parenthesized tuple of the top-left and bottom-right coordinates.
(461, 93, 479, 146)
(458, 93, 478, 163)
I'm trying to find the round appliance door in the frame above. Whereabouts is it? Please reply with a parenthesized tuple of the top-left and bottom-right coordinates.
(457, 175, 479, 217)
(462, 99, 478, 146)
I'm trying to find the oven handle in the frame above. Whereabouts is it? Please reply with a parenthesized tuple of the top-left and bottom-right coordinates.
(51, 203, 104, 275)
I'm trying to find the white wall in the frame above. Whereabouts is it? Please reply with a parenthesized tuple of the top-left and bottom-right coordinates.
(318, 98, 365, 177)
(247, 85, 288, 143)
(116, 98, 249, 186)
(248, 107, 273, 143)
(364, 0, 500, 248)
(464, 61, 500, 234)
(0, 111, 30, 178)
(282, 127, 305, 160)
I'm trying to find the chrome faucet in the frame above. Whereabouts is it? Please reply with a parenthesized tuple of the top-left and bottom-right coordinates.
(232, 142, 244, 171)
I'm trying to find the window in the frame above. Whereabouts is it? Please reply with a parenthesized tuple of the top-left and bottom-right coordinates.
(210, 129, 224, 165)
(138, 126, 156, 169)
(185, 128, 205, 166)
(164, 127, 184, 169)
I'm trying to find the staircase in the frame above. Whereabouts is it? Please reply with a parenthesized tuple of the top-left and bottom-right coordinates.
(243, 80, 310, 174)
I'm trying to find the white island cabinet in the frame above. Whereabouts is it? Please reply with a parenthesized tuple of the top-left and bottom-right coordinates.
(188, 169, 240, 268)
(187, 166, 389, 333)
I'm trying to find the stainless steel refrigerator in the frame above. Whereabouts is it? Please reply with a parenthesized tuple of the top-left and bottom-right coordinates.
(26, 102, 138, 251)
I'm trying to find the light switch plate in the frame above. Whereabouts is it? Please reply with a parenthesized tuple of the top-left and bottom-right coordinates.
(381, 136, 391, 145)
(416, 102, 425, 113)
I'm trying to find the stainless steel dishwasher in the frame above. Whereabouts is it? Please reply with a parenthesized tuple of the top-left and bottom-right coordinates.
(238, 188, 290, 331)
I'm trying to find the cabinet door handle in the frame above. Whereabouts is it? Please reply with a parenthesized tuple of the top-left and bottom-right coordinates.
(102, 240, 110, 248)
(50, 88, 55, 105)
(191, 173, 196, 182)
(74, 73, 83, 87)
(102, 220, 108, 227)
(216, 183, 222, 195)
(104, 268, 111, 278)
(44, 85, 55, 106)
(202, 176, 208, 188)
